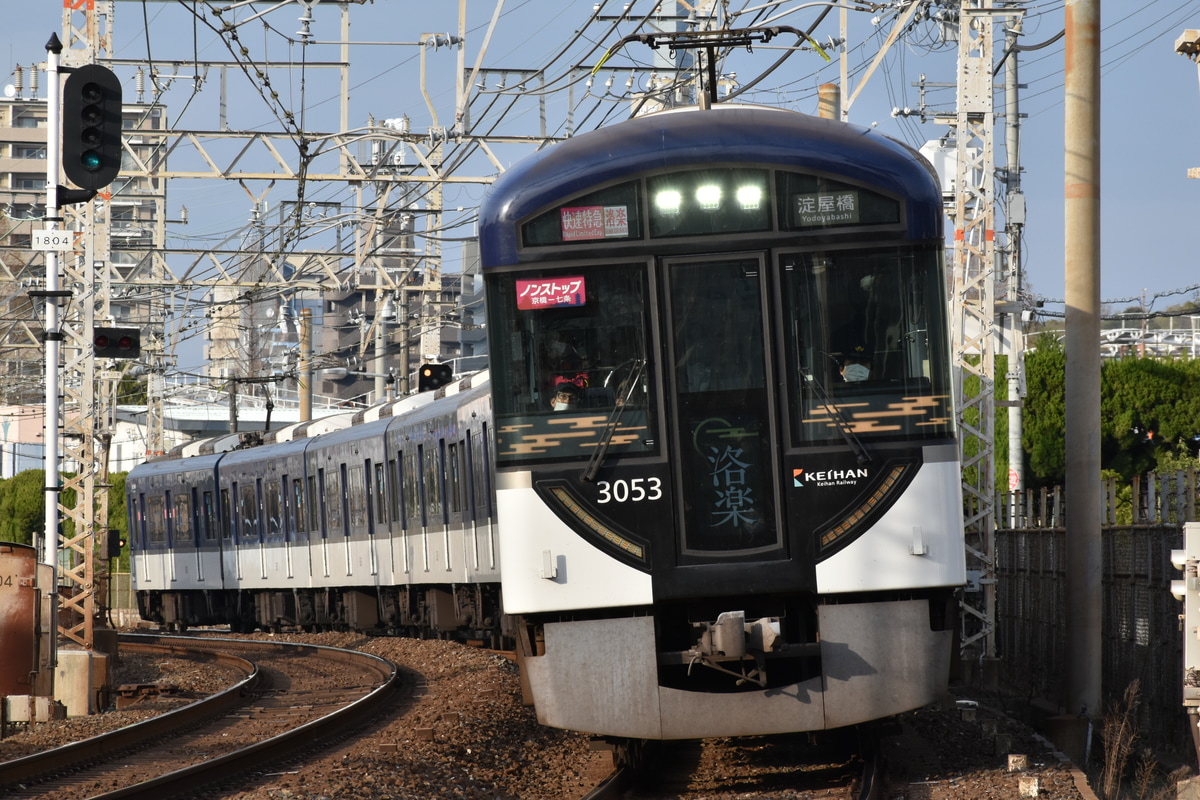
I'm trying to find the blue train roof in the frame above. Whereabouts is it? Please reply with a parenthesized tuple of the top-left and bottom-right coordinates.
(480, 104, 943, 268)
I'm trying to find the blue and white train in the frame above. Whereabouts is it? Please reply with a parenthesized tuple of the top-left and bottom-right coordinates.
(128, 101, 966, 741)
(127, 375, 504, 642)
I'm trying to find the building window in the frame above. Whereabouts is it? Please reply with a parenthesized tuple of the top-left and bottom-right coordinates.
(12, 174, 45, 190)
(13, 144, 46, 159)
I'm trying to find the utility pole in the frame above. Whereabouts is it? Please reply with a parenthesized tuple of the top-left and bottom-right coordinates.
(1063, 0, 1102, 755)
(1001, 10, 1027, 501)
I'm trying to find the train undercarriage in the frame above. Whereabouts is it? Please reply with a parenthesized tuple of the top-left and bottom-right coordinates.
(136, 583, 510, 645)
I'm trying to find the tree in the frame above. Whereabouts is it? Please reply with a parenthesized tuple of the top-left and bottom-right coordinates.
(106, 472, 129, 569)
(1099, 358, 1200, 479)
(1020, 340, 1200, 486)
(0, 470, 49, 546)
(1022, 334, 1067, 485)
(0, 471, 130, 568)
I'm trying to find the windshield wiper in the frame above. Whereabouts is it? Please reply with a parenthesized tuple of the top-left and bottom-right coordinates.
(581, 358, 647, 483)
(803, 365, 873, 465)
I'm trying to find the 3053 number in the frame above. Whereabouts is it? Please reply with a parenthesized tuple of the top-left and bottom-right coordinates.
(595, 477, 662, 504)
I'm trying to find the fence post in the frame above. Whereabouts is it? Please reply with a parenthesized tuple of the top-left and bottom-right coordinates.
(1132, 474, 1142, 524)
(1190, 467, 1197, 522)
(1177, 471, 1186, 524)
(1151, 472, 1161, 523)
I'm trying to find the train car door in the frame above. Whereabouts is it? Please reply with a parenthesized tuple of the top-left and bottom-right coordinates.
(190, 487, 204, 582)
(658, 254, 801, 598)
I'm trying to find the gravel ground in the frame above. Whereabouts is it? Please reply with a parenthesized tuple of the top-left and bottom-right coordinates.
(0, 632, 1123, 799)
(882, 699, 1097, 800)
(0, 649, 243, 761)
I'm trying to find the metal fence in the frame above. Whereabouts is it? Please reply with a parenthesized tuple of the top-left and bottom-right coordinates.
(994, 472, 1194, 755)
(104, 571, 141, 629)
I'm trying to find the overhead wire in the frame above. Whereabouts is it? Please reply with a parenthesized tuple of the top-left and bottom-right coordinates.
(116, 0, 1200, 384)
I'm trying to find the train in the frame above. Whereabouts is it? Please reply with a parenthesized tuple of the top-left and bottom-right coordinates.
(127, 102, 966, 741)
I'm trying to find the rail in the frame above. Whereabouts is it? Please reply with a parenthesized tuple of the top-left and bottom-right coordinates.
(0, 634, 400, 799)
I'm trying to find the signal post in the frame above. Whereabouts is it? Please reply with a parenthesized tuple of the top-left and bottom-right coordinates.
(32, 32, 131, 716)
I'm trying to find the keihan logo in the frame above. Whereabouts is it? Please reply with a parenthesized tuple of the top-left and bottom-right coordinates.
(793, 466, 869, 488)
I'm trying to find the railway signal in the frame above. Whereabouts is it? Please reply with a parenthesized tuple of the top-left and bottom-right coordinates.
(104, 529, 125, 559)
(62, 64, 123, 190)
(93, 327, 141, 359)
(418, 363, 453, 392)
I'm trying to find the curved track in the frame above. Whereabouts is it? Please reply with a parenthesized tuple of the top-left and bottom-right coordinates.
(0, 634, 399, 800)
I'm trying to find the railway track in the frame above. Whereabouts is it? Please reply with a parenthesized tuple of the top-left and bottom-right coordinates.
(583, 731, 883, 800)
(0, 634, 398, 800)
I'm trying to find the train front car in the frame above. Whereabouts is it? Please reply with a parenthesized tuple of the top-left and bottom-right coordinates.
(480, 104, 966, 740)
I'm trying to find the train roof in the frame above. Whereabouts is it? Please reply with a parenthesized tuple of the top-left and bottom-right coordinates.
(479, 104, 942, 267)
(142, 370, 491, 470)
(128, 449, 222, 483)
(265, 413, 356, 443)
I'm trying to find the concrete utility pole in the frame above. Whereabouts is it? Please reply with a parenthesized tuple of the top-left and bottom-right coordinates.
(1001, 11, 1027, 498)
(1063, 0, 1102, 746)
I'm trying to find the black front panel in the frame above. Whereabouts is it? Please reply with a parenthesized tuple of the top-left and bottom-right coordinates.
(664, 256, 780, 560)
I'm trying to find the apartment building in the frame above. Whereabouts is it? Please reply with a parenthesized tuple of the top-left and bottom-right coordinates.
(1, 66, 167, 407)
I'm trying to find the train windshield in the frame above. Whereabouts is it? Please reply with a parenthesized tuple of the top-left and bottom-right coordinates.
(486, 264, 655, 465)
(781, 246, 954, 445)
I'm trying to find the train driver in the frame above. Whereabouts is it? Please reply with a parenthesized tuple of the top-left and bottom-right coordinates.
(840, 344, 873, 382)
(552, 382, 580, 411)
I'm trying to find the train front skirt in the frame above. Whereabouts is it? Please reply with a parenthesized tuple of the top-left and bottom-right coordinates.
(522, 603, 952, 738)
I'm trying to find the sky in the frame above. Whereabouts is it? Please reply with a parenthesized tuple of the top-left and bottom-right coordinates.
(6, 0, 1200, 371)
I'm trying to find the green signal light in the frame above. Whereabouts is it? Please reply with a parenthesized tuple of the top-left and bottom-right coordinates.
(81, 151, 102, 171)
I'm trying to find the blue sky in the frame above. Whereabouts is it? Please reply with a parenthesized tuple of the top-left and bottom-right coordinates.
(7, 0, 1200, 368)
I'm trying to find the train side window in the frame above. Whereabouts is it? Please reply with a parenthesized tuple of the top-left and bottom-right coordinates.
(146, 495, 166, 543)
(240, 482, 259, 544)
(202, 491, 216, 541)
(326, 468, 344, 536)
(220, 489, 232, 540)
(129, 495, 141, 550)
(307, 475, 319, 534)
(264, 479, 283, 541)
(173, 493, 191, 547)
(448, 442, 461, 515)
(348, 464, 368, 532)
(292, 479, 307, 541)
(190, 488, 202, 546)
(280, 477, 292, 541)
(316, 470, 327, 539)
(388, 458, 401, 527)
(481, 422, 494, 519)
(464, 432, 477, 523)
(374, 462, 388, 525)
(417, 444, 429, 527)
(403, 449, 418, 527)
(437, 439, 449, 525)
(164, 490, 175, 546)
